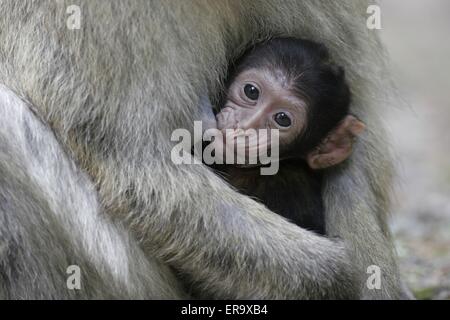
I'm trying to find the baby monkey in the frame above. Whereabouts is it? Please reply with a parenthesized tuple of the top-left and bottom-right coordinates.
(204, 38, 365, 234)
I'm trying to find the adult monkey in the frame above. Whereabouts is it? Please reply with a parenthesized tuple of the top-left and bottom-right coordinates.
(0, 1, 408, 299)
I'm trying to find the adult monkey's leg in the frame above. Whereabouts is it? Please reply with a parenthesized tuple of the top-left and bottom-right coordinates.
(0, 86, 184, 299)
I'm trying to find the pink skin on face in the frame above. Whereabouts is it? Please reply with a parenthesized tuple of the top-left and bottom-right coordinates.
(216, 68, 307, 158)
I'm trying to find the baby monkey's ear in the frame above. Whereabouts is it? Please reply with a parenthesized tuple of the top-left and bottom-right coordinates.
(306, 115, 366, 170)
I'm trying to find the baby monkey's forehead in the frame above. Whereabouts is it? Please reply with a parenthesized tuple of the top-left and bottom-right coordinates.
(235, 67, 293, 89)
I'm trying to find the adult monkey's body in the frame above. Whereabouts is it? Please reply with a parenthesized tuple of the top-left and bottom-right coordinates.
(0, 1, 407, 299)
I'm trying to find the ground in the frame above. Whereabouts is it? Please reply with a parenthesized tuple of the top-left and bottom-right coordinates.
(380, 0, 450, 299)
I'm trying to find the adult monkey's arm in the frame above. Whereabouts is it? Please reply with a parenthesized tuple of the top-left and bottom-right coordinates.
(134, 160, 360, 299)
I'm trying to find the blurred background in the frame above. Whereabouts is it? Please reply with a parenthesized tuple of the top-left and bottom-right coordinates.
(380, 0, 450, 299)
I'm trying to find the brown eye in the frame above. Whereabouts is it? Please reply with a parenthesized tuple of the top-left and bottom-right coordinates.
(274, 112, 292, 127)
(244, 84, 259, 100)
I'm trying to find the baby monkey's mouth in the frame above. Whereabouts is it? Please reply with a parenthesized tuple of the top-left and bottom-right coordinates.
(211, 126, 278, 168)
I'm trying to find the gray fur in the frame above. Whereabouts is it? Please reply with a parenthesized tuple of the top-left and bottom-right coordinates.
(0, 85, 184, 299)
(0, 1, 407, 299)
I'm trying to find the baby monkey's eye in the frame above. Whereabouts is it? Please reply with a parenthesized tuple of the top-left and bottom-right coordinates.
(244, 84, 259, 100)
(274, 112, 292, 127)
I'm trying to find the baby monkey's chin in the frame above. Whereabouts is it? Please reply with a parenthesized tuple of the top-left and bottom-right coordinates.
(216, 139, 275, 169)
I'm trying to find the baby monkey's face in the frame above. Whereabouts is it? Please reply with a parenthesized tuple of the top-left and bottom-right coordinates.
(214, 67, 365, 170)
(217, 68, 306, 150)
